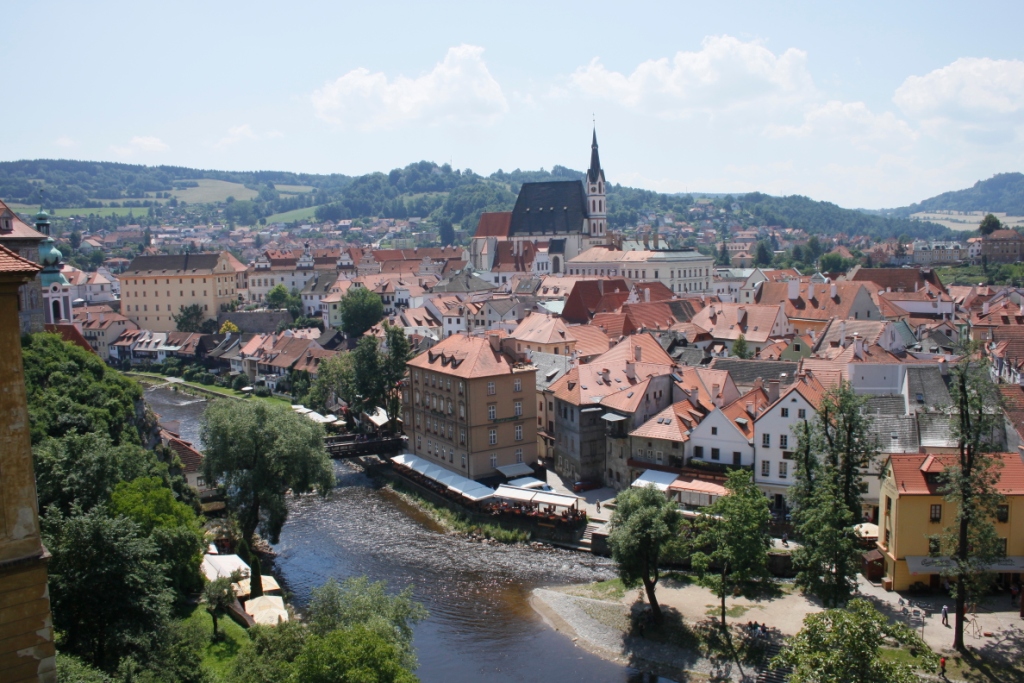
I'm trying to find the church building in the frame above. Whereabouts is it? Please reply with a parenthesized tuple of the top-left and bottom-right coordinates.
(471, 129, 611, 274)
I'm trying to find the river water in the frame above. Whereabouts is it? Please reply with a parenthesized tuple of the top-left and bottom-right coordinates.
(145, 386, 662, 682)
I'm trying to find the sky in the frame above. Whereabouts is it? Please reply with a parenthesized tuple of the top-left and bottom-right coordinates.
(4, 1, 1023, 209)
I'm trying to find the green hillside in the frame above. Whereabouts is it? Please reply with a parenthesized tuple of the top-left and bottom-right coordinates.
(890, 172, 1024, 217)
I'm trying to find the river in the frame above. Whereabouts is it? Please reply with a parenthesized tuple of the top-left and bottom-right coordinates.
(145, 385, 664, 682)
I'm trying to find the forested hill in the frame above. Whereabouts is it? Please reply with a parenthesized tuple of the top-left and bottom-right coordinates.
(0, 158, 948, 239)
(890, 172, 1024, 217)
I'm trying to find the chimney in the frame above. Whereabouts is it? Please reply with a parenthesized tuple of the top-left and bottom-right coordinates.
(625, 361, 636, 380)
(644, 287, 650, 303)
(788, 278, 799, 301)
(488, 332, 501, 352)
(746, 401, 755, 417)
(839, 320, 847, 347)
(914, 281, 919, 292)
(768, 379, 780, 403)
(854, 337, 865, 358)
(635, 346, 642, 363)
(597, 280, 604, 295)
(984, 302, 990, 315)
(737, 306, 747, 326)
(830, 283, 837, 299)
(87, 309, 92, 322)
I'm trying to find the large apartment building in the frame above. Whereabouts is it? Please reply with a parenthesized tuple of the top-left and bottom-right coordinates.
(404, 333, 538, 480)
(119, 252, 246, 332)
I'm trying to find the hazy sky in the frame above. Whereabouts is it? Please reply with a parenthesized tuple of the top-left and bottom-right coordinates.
(5, 1, 1023, 209)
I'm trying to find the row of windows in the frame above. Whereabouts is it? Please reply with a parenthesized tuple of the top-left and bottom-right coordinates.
(130, 304, 209, 313)
(762, 434, 789, 449)
(125, 289, 214, 299)
(760, 460, 788, 479)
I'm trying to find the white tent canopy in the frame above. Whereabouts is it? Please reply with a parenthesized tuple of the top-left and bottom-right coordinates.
(507, 476, 549, 490)
(631, 469, 679, 492)
(245, 595, 285, 616)
(495, 463, 534, 478)
(390, 454, 494, 502)
(493, 485, 580, 508)
(201, 554, 250, 582)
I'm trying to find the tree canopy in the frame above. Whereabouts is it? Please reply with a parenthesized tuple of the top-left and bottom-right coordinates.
(771, 599, 935, 683)
(691, 469, 775, 628)
(201, 400, 335, 543)
(607, 485, 682, 623)
(340, 286, 385, 338)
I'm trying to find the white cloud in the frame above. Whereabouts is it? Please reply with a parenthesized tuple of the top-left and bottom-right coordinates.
(215, 124, 283, 149)
(569, 35, 815, 117)
(111, 135, 169, 157)
(894, 57, 1024, 144)
(311, 45, 508, 130)
(54, 135, 77, 148)
(764, 100, 917, 150)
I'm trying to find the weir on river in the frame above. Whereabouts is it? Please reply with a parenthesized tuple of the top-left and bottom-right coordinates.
(144, 385, 668, 682)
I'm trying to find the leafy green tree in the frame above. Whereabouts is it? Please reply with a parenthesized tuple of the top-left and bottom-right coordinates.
(220, 320, 240, 334)
(438, 218, 455, 246)
(607, 485, 682, 623)
(290, 626, 418, 683)
(110, 476, 205, 597)
(266, 284, 291, 310)
(691, 470, 775, 628)
(250, 554, 264, 598)
(307, 577, 427, 670)
(56, 652, 110, 683)
(732, 334, 750, 359)
(340, 286, 385, 338)
(754, 240, 773, 266)
(202, 575, 238, 641)
(225, 622, 309, 683)
(172, 304, 207, 333)
(979, 213, 1002, 235)
(819, 252, 851, 273)
(941, 349, 1006, 651)
(771, 599, 935, 683)
(717, 240, 731, 266)
(43, 506, 173, 671)
(791, 473, 860, 607)
(22, 332, 148, 446)
(201, 401, 335, 543)
(304, 353, 356, 415)
(34, 433, 162, 515)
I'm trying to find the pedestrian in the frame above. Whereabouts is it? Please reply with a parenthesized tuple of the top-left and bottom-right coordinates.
(939, 656, 947, 678)
(781, 532, 789, 548)
(595, 500, 601, 513)
(941, 604, 949, 627)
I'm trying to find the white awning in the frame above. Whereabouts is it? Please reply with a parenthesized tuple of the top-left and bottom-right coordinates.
(906, 555, 1024, 575)
(201, 554, 250, 582)
(854, 523, 879, 539)
(392, 453, 417, 466)
(493, 485, 537, 503)
(507, 476, 547, 489)
(365, 407, 390, 427)
(532, 491, 581, 508)
(631, 469, 679, 492)
(460, 486, 495, 502)
(292, 405, 311, 414)
(495, 463, 534, 478)
(244, 595, 285, 616)
(601, 413, 627, 422)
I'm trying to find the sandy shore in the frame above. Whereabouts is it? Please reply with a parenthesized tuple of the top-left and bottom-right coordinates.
(531, 587, 756, 682)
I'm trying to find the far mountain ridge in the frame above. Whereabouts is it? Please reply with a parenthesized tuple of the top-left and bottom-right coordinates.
(887, 172, 1024, 217)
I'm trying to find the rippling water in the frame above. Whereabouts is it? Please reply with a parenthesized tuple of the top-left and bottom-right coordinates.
(144, 386, 665, 682)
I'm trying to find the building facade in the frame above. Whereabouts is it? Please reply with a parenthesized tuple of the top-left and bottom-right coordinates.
(404, 333, 538, 480)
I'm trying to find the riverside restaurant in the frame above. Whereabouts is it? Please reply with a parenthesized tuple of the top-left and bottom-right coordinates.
(390, 454, 588, 526)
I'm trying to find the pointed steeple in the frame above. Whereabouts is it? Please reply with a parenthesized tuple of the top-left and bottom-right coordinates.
(588, 127, 602, 184)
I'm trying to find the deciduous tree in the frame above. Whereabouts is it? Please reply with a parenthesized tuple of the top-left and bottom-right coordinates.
(607, 485, 682, 623)
(202, 575, 238, 642)
(172, 304, 207, 333)
(290, 626, 418, 683)
(979, 213, 1002, 236)
(201, 401, 335, 544)
(340, 286, 385, 338)
(771, 599, 935, 683)
(732, 334, 750, 359)
(691, 469, 774, 629)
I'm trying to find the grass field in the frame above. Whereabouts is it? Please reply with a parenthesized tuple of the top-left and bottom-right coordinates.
(274, 184, 314, 194)
(172, 179, 258, 203)
(912, 210, 1024, 233)
(127, 372, 292, 407)
(266, 205, 320, 223)
(184, 604, 250, 680)
(7, 203, 150, 218)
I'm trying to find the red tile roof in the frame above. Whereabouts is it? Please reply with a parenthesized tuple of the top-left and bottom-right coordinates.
(889, 453, 1024, 496)
(474, 211, 513, 238)
(44, 324, 95, 353)
(408, 333, 519, 379)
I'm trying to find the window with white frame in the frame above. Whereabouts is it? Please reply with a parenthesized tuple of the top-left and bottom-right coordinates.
(488, 404, 496, 420)
(762, 433, 771, 448)
(779, 461, 788, 479)
(514, 378, 521, 392)
(490, 453, 497, 469)
(781, 408, 789, 417)
(515, 448, 523, 463)
(779, 434, 788, 449)
(514, 401, 522, 416)
(798, 409, 806, 419)
(489, 429, 497, 445)
(761, 460, 770, 477)
(514, 425, 523, 440)
(487, 381, 496, 395)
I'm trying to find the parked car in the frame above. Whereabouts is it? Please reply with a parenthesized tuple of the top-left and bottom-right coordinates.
(572, 480, 600, 493)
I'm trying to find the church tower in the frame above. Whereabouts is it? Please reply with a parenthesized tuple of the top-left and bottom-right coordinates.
(586, 128, 607, 241)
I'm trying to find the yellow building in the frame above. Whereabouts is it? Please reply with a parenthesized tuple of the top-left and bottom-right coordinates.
(404, 332, 538, 480)
(878, 453, 1024, 591)
(119, 252, 247, 332)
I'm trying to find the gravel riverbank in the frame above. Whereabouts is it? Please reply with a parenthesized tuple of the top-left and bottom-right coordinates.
(531, 588, 756, 682)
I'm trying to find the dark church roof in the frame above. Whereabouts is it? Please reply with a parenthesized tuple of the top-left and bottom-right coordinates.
(588, 129, 603, 184)
(509, 181, 589, 236)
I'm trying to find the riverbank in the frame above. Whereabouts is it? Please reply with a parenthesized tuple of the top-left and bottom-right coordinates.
(126, 371, 291, 406)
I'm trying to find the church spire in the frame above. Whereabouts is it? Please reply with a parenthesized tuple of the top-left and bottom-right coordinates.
(587, 127, 602, 184)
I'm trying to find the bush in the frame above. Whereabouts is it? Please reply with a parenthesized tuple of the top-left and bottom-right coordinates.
(231, 375, 248, 391)
(254, 386, 272, 398)
(200, 374, 215, 386)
